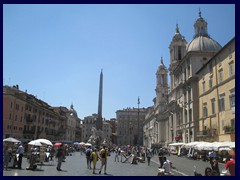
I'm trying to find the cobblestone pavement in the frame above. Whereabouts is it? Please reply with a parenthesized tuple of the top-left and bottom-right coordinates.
(3, 152, 161, 176)
(4, 152, 223, 176)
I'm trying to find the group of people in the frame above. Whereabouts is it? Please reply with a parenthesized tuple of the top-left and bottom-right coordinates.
(84, 145, 109, 174)
(194, 152, 235, 176)
(3, 143, 24, 170)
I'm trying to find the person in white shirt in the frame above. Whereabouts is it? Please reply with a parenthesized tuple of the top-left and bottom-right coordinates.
(162, 157, 171, 174)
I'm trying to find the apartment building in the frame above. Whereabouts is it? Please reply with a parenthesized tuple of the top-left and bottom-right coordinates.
(197, 37, 235, 142)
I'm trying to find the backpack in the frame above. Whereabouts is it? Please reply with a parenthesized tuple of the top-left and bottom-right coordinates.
(101, 150, 106, 158)
(86, 149, 91, 157)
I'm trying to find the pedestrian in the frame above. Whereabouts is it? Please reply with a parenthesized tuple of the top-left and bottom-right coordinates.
(225, 153, 235, 176)
(99, 145, 108, 175)
(92, 148, 99, 174)
(56, 144, 65, 171)
(114, 147, 119, 162)
(162, 156, 172, 175)
(85, 146, 92, 169)
(146, 149, 152, 166)
(158, 148, 164, 168)
(3, 144, 11, 170)
(211, 159, 220, 176)
(16, 143, 24, 169)
(50, 146, 56, 161)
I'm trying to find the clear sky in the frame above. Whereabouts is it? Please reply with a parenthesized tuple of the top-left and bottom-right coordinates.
(3, 4, 235, 120)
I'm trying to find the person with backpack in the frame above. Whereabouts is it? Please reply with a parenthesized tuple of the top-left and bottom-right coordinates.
(85, 146, 92, 169)
(99, 145, 108, 174)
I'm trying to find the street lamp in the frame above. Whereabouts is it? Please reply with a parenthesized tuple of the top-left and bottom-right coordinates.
(170, 127, 174, 142)
(129, 122, 132, 146)
(137, 97, 140, 145)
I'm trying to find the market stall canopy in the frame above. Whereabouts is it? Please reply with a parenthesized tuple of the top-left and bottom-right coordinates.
(28, 140, 42, 146)
(3, 137, 21, 143)
(193, 142, 213, 151)
(219, 147, 231, 151)
(182, 141, 205, 149)
(37, 139, 53, 146)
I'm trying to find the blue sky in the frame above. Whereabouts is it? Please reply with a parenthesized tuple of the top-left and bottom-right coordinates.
(3, 4, 235, 120)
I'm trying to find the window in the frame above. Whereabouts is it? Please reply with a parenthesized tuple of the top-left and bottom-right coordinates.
(209, 77, 213, 89)
(178, 46, 182, 60)
(219, 93, 225, 112)
(203, 103, 208, 118)
(10, 102, 13, 108)
(231, 119, 235, 128)
(187, 65, 191, 78)
(229, 89, 235, 108)
(221, 120, 225, 131)
(202, 81, 206, 93)
(9, 113, 11, 120)
(208, 61, 213, 73)
(211, 98, 216, 114)
(219, 69, 223, 83)
(189, 109, 192, 122)
(161, 74, 164, 85)
(229, 62, 234, 77)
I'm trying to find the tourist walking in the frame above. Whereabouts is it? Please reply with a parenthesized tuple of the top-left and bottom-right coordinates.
(99, 145, 108, 174)
(158, 148, 164, 168)
(56, 144, 65, 171)
(91, 148, 99, 174)
(16, 143, 24, 169)
(211, 159, 220, 175)
(3, 144, 11, 170)
(114, 147, 120, 162)
(146, 149, 152, 166)
(85, 146, 92, 169)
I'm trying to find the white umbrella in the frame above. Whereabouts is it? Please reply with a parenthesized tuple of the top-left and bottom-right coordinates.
(28, 140, 42, 146)
(79, 142, 85, 145)
(36, 139, 53, 146)
(3, 137, 21, 143)
(73, 142, 80, 145)
(85, 143, 92, 147)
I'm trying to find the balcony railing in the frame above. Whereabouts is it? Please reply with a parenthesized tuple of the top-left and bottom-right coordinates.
(196, 129, 217, 137)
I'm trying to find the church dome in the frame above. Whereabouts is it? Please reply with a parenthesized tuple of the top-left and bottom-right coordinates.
(186, 10, 222, 53)
(186, 36, 222, 52)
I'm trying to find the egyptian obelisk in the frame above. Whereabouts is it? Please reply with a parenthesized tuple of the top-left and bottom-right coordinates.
(96, 70, 103, 130)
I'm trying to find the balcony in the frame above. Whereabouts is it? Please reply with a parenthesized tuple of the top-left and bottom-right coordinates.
(224, 126, 235, 134)
(196, 129, 217, 137)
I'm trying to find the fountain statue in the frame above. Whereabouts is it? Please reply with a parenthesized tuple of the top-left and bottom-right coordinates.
(87, 127, 97, 145)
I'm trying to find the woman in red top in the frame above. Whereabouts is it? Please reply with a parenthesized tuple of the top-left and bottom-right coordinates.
(225, 153, 235, 176)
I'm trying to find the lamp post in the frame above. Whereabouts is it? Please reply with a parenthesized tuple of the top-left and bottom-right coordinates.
(170, 112, 174, 142)
(137, 97, 140, 145)
(129, 122, 132, 146)
(171, 127, 174, 142)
